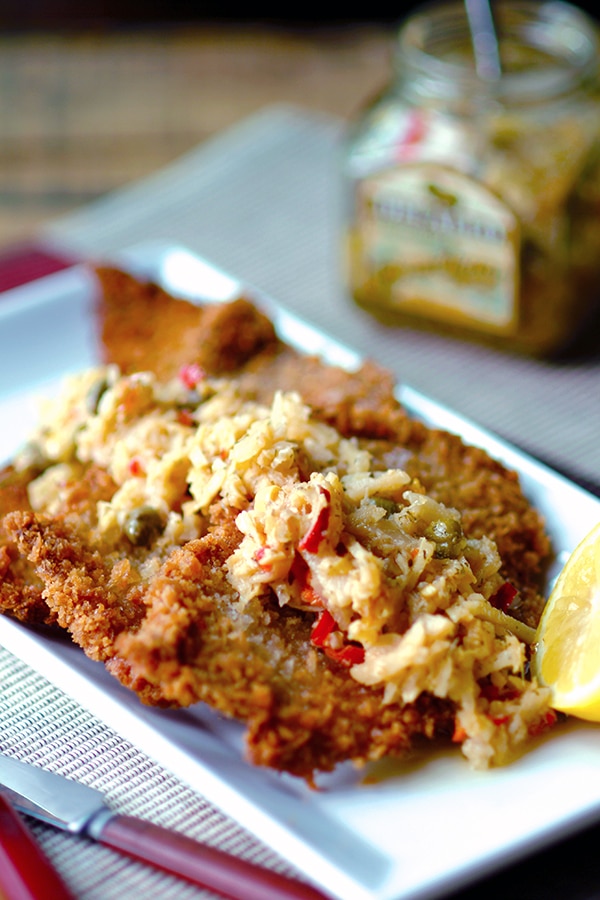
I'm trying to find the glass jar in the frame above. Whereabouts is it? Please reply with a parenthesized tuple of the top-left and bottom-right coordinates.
(342, 0, 600, 356)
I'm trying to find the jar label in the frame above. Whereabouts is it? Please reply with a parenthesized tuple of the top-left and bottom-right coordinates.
(355, 164, 520, 333)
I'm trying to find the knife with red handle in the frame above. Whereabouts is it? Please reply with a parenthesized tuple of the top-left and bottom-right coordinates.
(91, 813, 326, 900)
(0, 752, 327, 900)
(0, 792, 76, 900)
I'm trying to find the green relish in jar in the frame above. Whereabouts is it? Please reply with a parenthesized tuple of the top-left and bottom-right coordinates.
(342, 0, 600, 356)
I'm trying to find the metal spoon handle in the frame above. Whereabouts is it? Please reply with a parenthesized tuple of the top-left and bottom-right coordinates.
(465, 0, 502, 81)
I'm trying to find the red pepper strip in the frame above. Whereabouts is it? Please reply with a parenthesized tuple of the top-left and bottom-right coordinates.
(290, 554, 323, 607)
(310, 609, 336, 647)
(528, 709, 558, 737)
(310, 610, 365, 666)
(489, 582, 518, 613)
(403, 109, 426, 146)
(177, 408, 195, 427)
(289, 552, 308, 584)
(298, 486, 331, 553)
(324, 644, 365, 667)
(490, 714, 511, 727)
(452, 722, 467, 743)
(128, 457, 145, 477)
(254, 547, 272, 572)
(178, 362, 205, 389)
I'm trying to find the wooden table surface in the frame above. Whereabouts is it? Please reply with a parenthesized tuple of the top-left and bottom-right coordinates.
(0, 24, 393, 248)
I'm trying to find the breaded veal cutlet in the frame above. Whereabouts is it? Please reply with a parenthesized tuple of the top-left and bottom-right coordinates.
(0, 266, 553, 783)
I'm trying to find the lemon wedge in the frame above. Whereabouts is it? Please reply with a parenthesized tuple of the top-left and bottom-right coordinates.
(533, 521, 600, 720)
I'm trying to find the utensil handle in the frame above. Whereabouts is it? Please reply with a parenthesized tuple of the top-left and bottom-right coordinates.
(0, 794, 76, 900)
(97, 813, 327, 900)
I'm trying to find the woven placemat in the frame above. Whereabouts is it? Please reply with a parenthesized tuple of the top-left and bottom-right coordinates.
(0, 646, 299, 899)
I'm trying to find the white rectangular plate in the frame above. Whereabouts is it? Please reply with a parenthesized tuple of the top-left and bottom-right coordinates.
(1, 241, 600, 900)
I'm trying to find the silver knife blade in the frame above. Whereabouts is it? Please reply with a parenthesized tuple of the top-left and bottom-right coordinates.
(0, 752, 111, 834)
(0, 751, 328, 900)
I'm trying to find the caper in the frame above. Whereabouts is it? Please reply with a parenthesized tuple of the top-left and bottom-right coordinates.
(123, 506, 165, 547)
(424, 516, 466, 559)
(373, 496, 399, 516)
(16, 440, 49, 474)
(86, 377, 109, 415)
